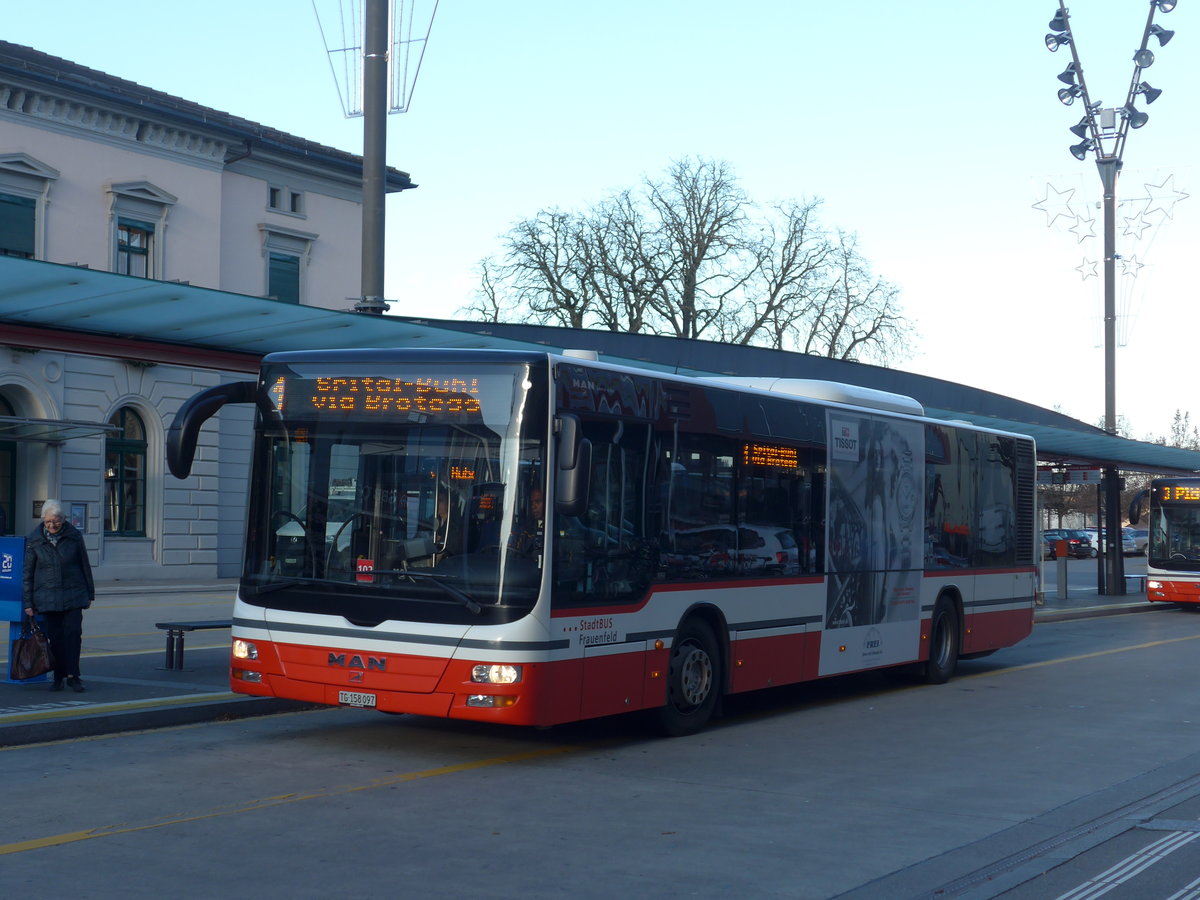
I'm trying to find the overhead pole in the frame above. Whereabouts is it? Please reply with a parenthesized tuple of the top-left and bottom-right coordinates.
(1044, 0, 1178, 593)
(356, 0, 390, 315)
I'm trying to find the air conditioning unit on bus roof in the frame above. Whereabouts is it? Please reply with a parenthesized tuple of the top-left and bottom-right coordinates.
(710, 377, 924, 417)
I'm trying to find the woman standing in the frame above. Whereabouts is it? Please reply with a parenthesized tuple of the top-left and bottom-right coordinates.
(23, 499, 94, 692)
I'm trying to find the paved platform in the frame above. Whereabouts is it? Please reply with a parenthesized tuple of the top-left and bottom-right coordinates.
(1, 578, 307, 747)
(0, 576, 1166, 747)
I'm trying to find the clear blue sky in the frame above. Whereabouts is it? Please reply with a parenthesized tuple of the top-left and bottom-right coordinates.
(6, 1, 1196, 441)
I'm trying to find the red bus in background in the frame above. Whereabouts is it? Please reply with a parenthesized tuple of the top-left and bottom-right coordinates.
(1131, 478, 1200, 605)
(167, 348, 1037, 734)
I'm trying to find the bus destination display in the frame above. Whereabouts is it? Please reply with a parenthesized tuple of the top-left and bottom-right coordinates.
(1157, 484, 1200, 503)
(269, 375, 483, 417)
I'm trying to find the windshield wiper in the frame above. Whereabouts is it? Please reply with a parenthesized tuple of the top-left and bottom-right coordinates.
(247, 576, 344, 596)
(390, 570, 483, 615)
(247, 571, 484, 615)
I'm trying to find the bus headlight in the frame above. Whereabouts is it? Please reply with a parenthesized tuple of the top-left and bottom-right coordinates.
(233, 640, 259, 660)
(471, 664, 522, 684)
(1147, 580, 1163, 590)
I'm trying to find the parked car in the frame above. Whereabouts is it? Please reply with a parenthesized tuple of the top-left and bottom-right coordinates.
(1067, 529, 1098, 558)
(1084, 528, 1137, 556)
(1126, 528, 1149, 554)
(1043, 528, 1093, 559)
(1041, 533, 1060, 560)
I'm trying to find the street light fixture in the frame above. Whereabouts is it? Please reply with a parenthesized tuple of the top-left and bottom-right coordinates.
(1045, 0, 1178, 595)
(1137, 81, 1163, 103)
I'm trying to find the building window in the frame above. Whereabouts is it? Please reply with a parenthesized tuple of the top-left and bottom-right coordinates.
(0, 153, 58, 259)
(0, 395, 14, 536)
(116, 219, 154, 277)
(259, 223, 317, 304)
(0, 193, 35, 258)
(105, 407, 147, 536)
(268, 185, 305, 217)
(268, 252, 301, 303)
(107, 181, 176, 280)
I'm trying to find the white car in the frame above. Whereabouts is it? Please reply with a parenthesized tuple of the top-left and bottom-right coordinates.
(1084, 529, 1137, 556)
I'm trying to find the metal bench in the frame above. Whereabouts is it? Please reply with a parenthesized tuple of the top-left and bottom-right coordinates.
(155, 620, 232, 670)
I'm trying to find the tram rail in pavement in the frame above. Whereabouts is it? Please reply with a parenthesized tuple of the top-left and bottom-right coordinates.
(0, 573, 1162, 747)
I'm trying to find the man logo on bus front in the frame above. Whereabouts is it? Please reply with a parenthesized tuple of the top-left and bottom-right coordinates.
(327, 652, 387, 672)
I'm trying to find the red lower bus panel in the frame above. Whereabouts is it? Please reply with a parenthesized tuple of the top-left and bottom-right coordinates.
(962, 606, 1035, 655)
(728, 631, 815, 693)
(1148, 579, 1200, 604)
(230, 639, 673, 726)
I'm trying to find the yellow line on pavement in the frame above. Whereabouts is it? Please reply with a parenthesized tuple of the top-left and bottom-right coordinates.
(963, 631, 1200, 678)
(0, 692, 240, 725)
(0, 743, 580, 855)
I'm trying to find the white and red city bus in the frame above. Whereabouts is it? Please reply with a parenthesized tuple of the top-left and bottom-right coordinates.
(1130, 478, 1200, 605)
(167, 348, 1038, 734)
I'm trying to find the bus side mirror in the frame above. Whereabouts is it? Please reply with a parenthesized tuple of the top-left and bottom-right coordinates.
(166, 381, 259, 479)
(555, 414, 591, 518)
(1127, 489, 1148, 526)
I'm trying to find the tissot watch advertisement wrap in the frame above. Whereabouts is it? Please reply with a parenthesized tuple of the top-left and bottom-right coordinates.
(821, 413, 924, 676)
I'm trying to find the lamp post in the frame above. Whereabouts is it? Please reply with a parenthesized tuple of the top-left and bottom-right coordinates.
(313, 0, 438, 315)
(1046, 0, 1177, 595)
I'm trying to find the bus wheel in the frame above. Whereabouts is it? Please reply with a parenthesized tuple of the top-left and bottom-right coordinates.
(657, 619, 721, 736)
(923, 598, 960, 685)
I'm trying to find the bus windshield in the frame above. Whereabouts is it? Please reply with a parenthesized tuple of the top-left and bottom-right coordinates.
(242, 359, 549, 624)
(1149, 500, 1200, 570)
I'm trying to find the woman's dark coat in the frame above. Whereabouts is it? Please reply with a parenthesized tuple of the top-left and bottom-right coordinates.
(23, 521, 95, 612)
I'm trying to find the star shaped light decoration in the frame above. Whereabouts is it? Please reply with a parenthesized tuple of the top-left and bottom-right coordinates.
(1076, 257, 1099, 280)
(1032, 183, 1078, 228)
(1068, 215, 1097, 243)
(1142, 175, 1190, 220)
(1123, 213, 1153, 240)
(1118, 254, 1144, 278)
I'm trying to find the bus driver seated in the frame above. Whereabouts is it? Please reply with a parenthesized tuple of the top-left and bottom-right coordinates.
(508, 486, 545, 558)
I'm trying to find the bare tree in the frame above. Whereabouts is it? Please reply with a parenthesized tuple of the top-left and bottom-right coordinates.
(470, 157, 913, 363)
(644, 158, 752, 341)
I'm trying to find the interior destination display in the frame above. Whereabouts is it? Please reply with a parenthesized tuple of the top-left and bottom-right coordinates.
(741, 441, 800, 469)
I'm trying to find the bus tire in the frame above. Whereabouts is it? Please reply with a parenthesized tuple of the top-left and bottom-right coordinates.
(657, 619, 721, 736)
(923, 598, 960, 685)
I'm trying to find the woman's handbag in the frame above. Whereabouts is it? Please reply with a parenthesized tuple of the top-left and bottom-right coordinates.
(10, 616, 55, 681)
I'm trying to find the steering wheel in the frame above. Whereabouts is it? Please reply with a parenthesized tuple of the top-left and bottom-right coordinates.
(325, 513, 367, 574)
(272, 510, 305, 529)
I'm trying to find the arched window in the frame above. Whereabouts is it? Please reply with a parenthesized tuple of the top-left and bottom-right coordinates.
(105, 407, 147, 536)
(0, 395, 14, 535)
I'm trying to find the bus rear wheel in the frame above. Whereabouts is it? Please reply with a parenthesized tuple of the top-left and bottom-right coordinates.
(923, 598, 960, 685)
(657, 619, 721, 736)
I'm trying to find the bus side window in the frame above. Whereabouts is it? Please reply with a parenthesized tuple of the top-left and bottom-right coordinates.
(738, 448, 819, 579)
(657, 435, 736, 582)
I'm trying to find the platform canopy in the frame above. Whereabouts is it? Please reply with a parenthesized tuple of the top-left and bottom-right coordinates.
(2, 256, 1197, 474)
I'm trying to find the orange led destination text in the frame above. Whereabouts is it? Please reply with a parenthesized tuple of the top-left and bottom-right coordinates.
(311, 377, 482, 413)
(741, 442, 800, 469)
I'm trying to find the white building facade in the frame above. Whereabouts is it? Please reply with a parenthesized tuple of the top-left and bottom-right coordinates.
(0, 41, 413, 580)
